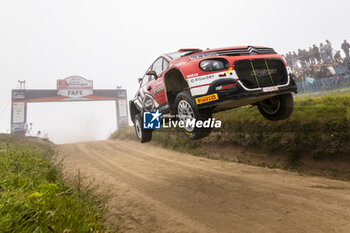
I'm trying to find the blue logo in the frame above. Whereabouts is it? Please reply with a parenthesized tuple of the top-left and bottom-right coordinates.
(143, 110, 161, 129)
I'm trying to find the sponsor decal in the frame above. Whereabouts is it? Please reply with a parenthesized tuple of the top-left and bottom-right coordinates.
(215, 83, 237, 91)
(154, 86, 165, 94)
(143, 94, 155, 111)
(195, 93, 219, 105)
(143, 111, 161, 129)
(190, 74, 214, 83)
(57, 76, 93, 98)
(187, 73, 198, 78)
(251, 69, 277, 77)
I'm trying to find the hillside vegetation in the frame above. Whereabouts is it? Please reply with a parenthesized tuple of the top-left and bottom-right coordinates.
(111, 94, 350, 162)
(0, 135, 109, 233)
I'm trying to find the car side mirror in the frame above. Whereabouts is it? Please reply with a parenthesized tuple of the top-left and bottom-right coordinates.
(138, 77, 142, 83)
(147, 70, 158, 79)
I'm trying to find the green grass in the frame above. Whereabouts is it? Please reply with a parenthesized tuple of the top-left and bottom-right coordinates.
(212, 94, 350, 158)
(111, 94, 350, 161)
(0, 135, 109, 233)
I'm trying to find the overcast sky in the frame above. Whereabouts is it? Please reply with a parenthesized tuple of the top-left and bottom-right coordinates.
(0, 0, 349, 143)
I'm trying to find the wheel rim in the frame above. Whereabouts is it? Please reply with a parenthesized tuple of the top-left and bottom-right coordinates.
(177, 100, 195, 132)
(260, 96, 281, 115)
(135, 118, 142, 139)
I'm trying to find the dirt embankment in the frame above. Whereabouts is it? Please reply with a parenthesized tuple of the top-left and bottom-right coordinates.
(111, 94, 350, 180)
(59, 139, 350, 233)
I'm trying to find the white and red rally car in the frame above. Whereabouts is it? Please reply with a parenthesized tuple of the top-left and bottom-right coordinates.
(130, 46, 297, 143)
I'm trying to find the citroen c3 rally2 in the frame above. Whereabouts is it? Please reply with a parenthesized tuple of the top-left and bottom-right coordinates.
(129, 46, 297, 143)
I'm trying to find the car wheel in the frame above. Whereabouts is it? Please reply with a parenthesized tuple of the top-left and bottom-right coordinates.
(175, 91, 212, 140)
(134, 113, 152, 143)
(258, 93, 294, 121)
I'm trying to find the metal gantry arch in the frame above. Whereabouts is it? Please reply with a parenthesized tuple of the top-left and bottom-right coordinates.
(11, 76, 128, 134)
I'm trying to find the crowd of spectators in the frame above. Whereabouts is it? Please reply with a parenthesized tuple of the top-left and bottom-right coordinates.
(282, 39, 350, 92)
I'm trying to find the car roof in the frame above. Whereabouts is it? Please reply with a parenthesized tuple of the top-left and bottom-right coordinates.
(165, 46, 272, 60)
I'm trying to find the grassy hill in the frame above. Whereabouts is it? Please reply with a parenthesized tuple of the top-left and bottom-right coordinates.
(111, 94, 350, 165)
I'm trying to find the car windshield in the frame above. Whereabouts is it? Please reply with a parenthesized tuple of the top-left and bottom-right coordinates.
(166, 51, 191, 59)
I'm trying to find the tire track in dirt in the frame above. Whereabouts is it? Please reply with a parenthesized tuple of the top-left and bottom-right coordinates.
(59, 140, 350, 233)
(74, 143, 266, 232)
(62, 143, 215, 233)
(105, 140, 350, 215)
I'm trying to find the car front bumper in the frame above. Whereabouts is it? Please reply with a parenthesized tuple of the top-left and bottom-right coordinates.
(194, 77, 298, 113)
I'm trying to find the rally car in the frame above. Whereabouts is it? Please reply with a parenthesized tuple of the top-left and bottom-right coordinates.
(130, 46, 297, 142)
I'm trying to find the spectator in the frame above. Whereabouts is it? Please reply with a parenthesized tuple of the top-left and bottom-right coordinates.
(285, 40, 350, 93)
(312, 44, 321, 63)
(341, 39, 350, 58)
(298, 49, 305, 67)
(334, 51, 342, 63)
(320, 43, 328, 62)
(292, 51, 298, 65)
(285, 51, 293, 67)
(309, 47, 316, 65)
(325, 39, 334, 62)
(346, 58, 350, 70)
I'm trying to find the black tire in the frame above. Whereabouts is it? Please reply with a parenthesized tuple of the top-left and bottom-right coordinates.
(134, 113, 152, 143)
(175, 91, 212, 140)
(258, 93, 294, 121)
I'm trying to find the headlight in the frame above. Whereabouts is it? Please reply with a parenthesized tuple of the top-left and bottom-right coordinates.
(199, 59, 229, 72)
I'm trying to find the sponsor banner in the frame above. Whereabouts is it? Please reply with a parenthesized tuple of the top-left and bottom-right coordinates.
(12, 90, 25, 100)
(195, 93, 219, 105)
(13, 102, 25, 123)
(116, 89, 127, 98)
(57, 89, 93, 98)
(57, 76, 93, 98)
(11, 122, 25, 133)
(119, 117, 129, 128)
(118, 99, 127, 117)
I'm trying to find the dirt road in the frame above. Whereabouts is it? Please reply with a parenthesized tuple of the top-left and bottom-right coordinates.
(58, 140, 350, 233)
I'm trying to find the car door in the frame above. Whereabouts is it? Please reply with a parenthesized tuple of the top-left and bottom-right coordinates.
(140, 67, 156, 112)
(151, 57, 169, 110)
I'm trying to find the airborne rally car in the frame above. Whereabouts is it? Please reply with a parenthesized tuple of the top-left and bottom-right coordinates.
(130, 46, 297, 142)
